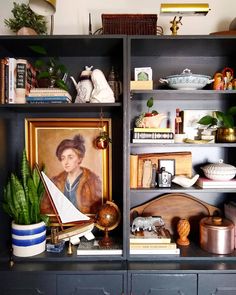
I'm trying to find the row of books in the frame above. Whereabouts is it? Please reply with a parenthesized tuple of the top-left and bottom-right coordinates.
(132, 127, 175, 144)
(0, 57, 37, 104)
(130, 229, 180, 255)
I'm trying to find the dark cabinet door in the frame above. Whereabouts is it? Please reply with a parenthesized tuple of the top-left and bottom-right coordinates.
(198, 274, 236, 295)
(130, 273, 197, 295)
(57, 274, 124, 295)
(0, 273, 56, 295)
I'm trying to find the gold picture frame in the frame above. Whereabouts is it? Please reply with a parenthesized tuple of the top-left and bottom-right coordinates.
(25, 118, 112, 219)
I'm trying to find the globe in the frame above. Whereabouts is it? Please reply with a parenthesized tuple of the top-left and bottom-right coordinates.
(95, 201, 121, 247)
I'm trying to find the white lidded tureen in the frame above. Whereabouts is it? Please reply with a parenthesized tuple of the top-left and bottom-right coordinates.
(201, 159, 236, 181)
(159, 68, 214, 90)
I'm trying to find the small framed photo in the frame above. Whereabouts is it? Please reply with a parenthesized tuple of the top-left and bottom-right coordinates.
(158, 159, 175, 176)
(134, 67, 152, 81)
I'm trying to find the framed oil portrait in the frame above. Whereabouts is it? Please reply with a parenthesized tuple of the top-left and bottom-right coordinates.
(25, 118, 112, 221)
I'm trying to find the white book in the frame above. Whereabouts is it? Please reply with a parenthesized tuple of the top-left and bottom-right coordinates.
(77, 240, 122, 255)
(132, 139, 174, 144)
(196, 177, 236, 188)
(130, 248, 180, 255)
(8, 57, 16, 104)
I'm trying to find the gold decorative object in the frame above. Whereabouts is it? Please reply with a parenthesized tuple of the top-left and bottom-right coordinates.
(160, 3, 210, 15)
(177, 218, 190, 246)
(170, 16, 182, 35)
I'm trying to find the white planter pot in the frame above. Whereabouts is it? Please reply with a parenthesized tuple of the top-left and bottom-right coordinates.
(11, 221, 46, 257)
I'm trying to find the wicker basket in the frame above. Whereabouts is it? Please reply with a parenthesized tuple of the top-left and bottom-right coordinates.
(102, 14, 159, 35)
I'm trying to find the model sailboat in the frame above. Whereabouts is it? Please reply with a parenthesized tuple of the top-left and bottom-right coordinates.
(40, 170, 95, 244)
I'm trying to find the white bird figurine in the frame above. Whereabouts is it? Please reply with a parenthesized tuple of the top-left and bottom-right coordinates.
(172, 174, 199, 188)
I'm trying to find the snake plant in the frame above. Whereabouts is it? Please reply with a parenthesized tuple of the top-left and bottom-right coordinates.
(2, 150, 49, 225)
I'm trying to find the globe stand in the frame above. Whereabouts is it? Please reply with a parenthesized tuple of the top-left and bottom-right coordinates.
(98, 227, 113, 247)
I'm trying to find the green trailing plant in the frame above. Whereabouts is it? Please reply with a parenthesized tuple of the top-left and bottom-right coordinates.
(2, 150, 49, 225)
(4, 2, 47, 35)
(146, 97, 158, 116)
(198, 106, 236, 128)
(30, 45, 68, 91)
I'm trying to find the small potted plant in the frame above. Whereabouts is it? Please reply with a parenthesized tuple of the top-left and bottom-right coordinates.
(4, 2, 47, 35)
(198, 106, 236, 142)
(30, 45, 68, 91)
(2, 150, 49, 257)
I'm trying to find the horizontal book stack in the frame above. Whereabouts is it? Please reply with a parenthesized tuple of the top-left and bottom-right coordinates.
(0, 57, 37, 104)
(132, 127, 174, 144)
(27, 88, 72, 104)
(130, 229, 180, 255)
(77, 239, 122, 255)
(196, 177, 236, 188)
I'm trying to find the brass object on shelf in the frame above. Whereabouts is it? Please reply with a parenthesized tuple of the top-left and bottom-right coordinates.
(216, 127, 236, 143)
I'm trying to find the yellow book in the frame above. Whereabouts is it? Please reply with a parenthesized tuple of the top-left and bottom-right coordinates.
(130, 243, 176, 250)
(134, 127, 171, 133)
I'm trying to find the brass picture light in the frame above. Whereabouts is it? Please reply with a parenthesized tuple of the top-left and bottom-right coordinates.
(160, 3, 210, 35)
(29, 0, 56, 34)
(160, 3, 210, 16)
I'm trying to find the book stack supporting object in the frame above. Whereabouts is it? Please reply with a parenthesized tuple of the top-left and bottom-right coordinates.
(27, 88, 72, 104)
(132, 127, 174, 143)
(77, 239, 122, 255)
(196, 177, 236, 188)
(130, 229, 180, 255)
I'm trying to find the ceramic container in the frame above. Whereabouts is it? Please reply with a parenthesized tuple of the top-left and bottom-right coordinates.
(159, 68, 214, 90)
(12, 221, 46, 257)
(200, 216, 234, 254)
(201, 159, 236, 181)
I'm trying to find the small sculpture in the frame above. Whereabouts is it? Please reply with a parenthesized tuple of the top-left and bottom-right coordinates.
(172, 174, 199, 188)
(70, 66, 94, 103)
(170, 16, 182, 35)
(90, 69, 115, 103)
(177, 218, 190, 246)
(131, 216, 165, 233)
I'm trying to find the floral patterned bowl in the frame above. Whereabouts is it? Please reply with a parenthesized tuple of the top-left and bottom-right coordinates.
(159, 69, 214, 90)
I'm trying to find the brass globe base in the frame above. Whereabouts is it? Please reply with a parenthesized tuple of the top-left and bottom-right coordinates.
(98, 228, 113, 248)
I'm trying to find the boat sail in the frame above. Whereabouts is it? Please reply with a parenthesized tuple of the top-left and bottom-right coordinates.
(41, 171, 90, 224)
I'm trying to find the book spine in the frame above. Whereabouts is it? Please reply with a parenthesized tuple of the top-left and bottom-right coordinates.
(26, 62, 37, 96)
(0, 58, 6, 104)
(133, 132, 174, 139)
(4, 60, 9, 103)
(130, 248, 180, 255)
(15, 59, 27, 103)
(132, 139, 174, 143)
(130, 154, 138, 188)
(8, 58, 16, 104)
(134, 128, 171, 133)
(130, 243, 176, 250)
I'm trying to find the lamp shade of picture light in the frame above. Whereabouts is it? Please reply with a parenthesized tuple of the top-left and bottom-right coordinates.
(29, 0, 56, 16)
(160, 3, 210, 15)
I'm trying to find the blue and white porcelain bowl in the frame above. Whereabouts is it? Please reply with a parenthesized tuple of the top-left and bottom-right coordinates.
(159, 69, 214, 90)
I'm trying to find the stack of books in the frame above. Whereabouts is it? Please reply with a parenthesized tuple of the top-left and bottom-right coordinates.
(196, 177, 236, 188)
(132, 127, 174, 143)
(130, 229, 180, 255)
(26, 87, 72, 104)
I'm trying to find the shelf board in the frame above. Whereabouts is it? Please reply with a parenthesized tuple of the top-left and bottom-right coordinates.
(129, 242, 236, 262)
(130, 143, 236, 148)
(130, 185, 236, 194)
(0, 102, 122, 112)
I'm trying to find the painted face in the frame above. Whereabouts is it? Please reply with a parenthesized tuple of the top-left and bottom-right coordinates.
(60, 148, 82, 173)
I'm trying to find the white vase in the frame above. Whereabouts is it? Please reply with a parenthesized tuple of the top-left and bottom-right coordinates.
(11, 221, 46, 257)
